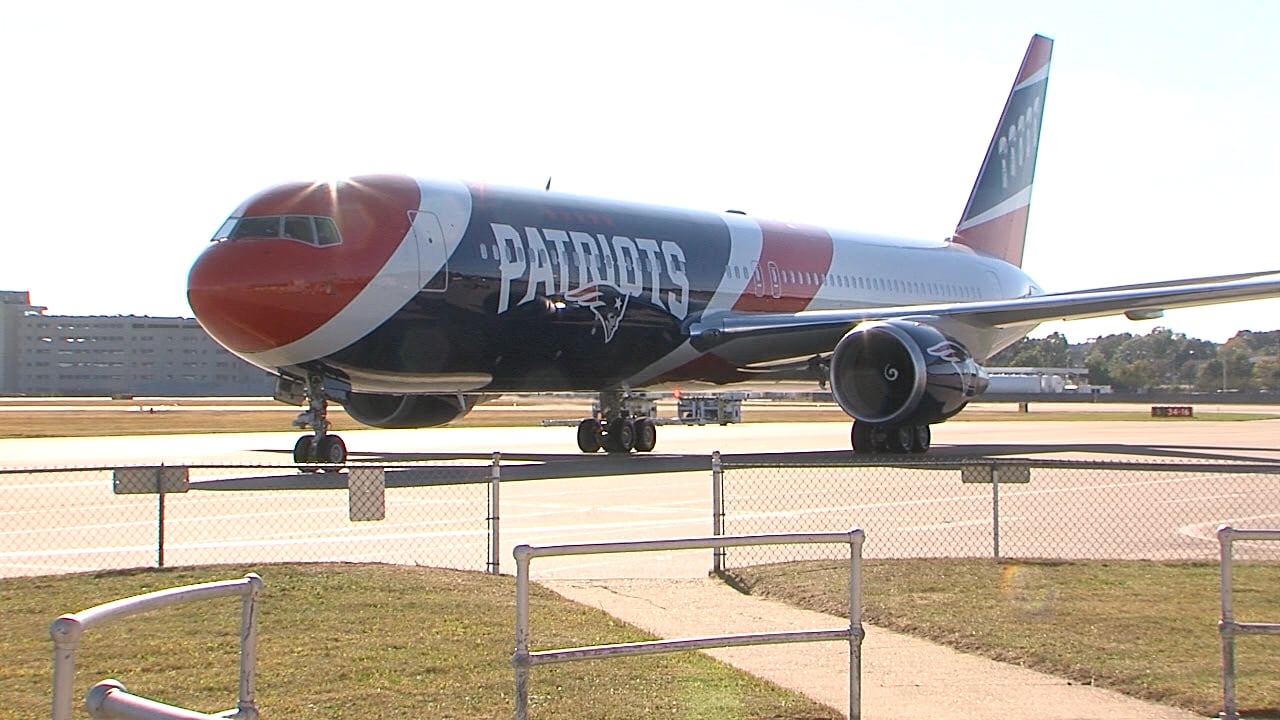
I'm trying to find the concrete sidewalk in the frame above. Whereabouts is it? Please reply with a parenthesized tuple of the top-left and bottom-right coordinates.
(542, 578, 1205, 720)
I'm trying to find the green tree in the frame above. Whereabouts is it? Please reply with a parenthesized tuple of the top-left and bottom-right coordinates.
(1197, 359, 1224, 392)
(1252, 355, 1280, 391)
(1082, 333, 1133, 388)
(989, 332, 1072, 367)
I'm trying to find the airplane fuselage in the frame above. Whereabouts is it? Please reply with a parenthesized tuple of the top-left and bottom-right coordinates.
(188, 177, 1041, 396)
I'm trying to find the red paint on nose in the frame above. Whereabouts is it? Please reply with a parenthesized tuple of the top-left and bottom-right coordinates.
(187, 175, 421, 355)
(188, 239, 347, 353)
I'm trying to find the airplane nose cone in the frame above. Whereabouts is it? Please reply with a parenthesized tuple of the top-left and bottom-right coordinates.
(189, 175, 425, 362)
(187, 240, 337, 355)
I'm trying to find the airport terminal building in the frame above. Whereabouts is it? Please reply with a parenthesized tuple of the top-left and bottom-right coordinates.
(0, 291, 274, 396)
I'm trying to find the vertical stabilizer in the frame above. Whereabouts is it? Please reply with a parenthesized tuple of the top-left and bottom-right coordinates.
(952, 34, 1053, 267)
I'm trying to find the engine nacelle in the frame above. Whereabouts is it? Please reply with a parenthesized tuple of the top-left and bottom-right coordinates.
(829, 320, 989, 426)
(343, 393, 479, 429)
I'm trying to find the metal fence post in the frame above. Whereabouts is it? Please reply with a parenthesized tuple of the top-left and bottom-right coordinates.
(237, 573, 263, 720)
(489, 452, 502, 575)
(991, 462, 1001, 560)
(848, 528, 865, 720)
(1219, 525, 1239, 720)
(49, 615, 83, 720)
(711, 451, 724, 574)
(157, 484, 166, 569)
(513, 545, 532, 720)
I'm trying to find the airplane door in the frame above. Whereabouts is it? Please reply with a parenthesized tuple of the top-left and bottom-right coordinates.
(984, 270, 1002, 299)
(766, 261, 782, 299)
(408, 210, 448, 292)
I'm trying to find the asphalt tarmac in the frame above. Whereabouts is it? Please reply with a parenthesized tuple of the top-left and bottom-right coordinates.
(3, 417, 1279, 578)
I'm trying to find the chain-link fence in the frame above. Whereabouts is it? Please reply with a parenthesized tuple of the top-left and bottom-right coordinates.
(0, 459, 494, 578)
(712, 456, 1280, 570)
(8, 454, 1280, 580)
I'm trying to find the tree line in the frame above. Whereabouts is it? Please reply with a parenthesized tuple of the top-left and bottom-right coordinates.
(986, 328, 1280, 393)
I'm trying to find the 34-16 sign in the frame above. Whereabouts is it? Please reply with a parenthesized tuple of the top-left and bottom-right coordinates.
(1151, 406, 1194, 418)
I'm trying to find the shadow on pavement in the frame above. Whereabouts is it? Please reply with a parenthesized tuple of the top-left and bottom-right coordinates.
(190, 440, 1278, 492)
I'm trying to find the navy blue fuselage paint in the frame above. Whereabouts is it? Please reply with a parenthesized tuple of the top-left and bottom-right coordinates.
(327, 185, 734, 391)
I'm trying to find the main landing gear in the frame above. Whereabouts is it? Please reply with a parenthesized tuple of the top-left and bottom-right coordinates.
(851, 420, 931, 454)
(291, 374, 348, 465)
(576, 390, 659, 454)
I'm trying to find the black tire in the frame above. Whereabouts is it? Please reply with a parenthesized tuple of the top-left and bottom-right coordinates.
(889, 425, 915, 454)
(911, 424, 932, 453)
(633, 418, 657, 452)
(851, 421, 876, 454)
(293, 435, 314, 463)
(576, 418, 602, 453)
(606, 418, 635, 453)
(317, 435, 347, 464)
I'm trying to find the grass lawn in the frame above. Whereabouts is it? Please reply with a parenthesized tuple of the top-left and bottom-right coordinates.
(729, 558, 1280, 718)
(1, 564, 840, 720)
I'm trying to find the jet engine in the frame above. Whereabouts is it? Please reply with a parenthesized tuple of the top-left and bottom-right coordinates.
(828, 320, 989, 426)
(343, 393, 479, 429)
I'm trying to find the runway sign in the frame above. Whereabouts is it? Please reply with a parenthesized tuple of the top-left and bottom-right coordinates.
(961, 464, 1031, 484)
(349, 467, 386, 521)
(112, 466, 190, 494)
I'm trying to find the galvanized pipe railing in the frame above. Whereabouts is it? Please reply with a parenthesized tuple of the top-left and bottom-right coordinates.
(1217, 526, 1280, 720)
(85, 680, 228, 720)
(513, 529, 865, 720)
(50, 573, 263, 720)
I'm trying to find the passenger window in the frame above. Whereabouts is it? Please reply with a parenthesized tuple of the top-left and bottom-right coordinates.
(283, 216, 316, 244)
(230, 217, 281, 239)
(314, 217, 342, 246)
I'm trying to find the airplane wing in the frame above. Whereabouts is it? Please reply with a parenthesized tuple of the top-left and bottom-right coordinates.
(688, 271, 1280, 352)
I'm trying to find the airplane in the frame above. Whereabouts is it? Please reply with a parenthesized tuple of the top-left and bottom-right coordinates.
(187, 34, 1280, 464)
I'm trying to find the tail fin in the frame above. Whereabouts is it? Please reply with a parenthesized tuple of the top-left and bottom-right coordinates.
(952, 34, 1053, 267)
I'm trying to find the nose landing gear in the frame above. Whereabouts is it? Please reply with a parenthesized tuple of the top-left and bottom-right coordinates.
(291, 373, 348, 465)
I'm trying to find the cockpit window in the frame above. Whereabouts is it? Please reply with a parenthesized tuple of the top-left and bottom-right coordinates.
(211, 215, 343, 247)
(315, 217, 342, 246)
(230, 217, 281, 240)
(212, 217, 239, 241)
(283, 216, 315, 244)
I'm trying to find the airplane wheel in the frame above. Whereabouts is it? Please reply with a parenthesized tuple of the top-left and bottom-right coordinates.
(911, 424, 932, 453)
(605, 418, 635, 453)
(633, 418, 657, 452)
(316, 435, 347, 464)
(852, 421, 876, 454)
(576, 419, 602, 453)
(889, 425, 915, 454)
(293, 435, 314, 463)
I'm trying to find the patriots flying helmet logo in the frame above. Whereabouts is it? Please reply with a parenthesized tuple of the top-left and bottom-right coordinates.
(926, 340, 968, 364)
(564, 282, 631, 343)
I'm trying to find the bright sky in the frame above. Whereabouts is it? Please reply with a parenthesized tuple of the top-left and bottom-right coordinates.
(2, 0, 1277, 343)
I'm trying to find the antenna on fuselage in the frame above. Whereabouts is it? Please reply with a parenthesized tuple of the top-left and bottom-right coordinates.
(545, 176, 552, 191)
